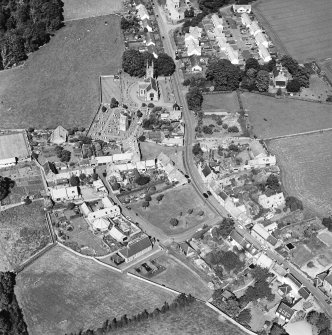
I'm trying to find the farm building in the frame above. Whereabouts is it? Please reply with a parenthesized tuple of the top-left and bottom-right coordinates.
(118, 234, 152, 263)
(109, 226, 128, 243)
(49, 126, 68, 145)
(0, 131, 30, 168)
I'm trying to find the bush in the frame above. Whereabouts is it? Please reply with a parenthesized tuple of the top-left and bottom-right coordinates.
(142, 201, 150, 209)
(170, 218, 179, 226)
(136, 175, 150, 186)
(287, 79, 301, 93)
(148, 103, 155, 108)
(67, 202, 75, 210)
(69, 176, 80, 187)
(228, 126, 239, 133)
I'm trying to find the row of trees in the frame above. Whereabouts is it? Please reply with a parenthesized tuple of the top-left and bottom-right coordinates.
(122, 49, 175, 77)
(0, 272, 28, 334)
(67, 294, 196, 335)
(0, 0, 64, 69)
(306, 310, 331, 335)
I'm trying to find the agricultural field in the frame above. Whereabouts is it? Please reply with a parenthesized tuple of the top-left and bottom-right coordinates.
(100, 75, 121, 103)
(131, 184, 215, 235)
(254, 0, 332, 62)
(149, 254, 212, 301)
(268, 132, 332, 217)
(16, 245, 177, 335)
(242, 93, 332, 139)
(0, 201, 51, 270)
(202, 92, 240, 114)
(0, 15, 123, 129)
(63, 0, 123, 21)
(106, 301, 246, 335)
(0, 132, 29, 161)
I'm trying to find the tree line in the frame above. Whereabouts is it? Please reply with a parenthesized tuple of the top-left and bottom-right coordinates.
(66, 293, 196, 335)
(0, 0, 64, 69)
(0, 272, 29, 335)
(122, 49, 175, 77)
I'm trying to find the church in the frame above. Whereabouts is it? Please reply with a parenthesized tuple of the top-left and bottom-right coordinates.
(138, 62, 160, 102)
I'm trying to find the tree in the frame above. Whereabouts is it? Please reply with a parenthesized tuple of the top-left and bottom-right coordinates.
(138, 135, 146, 142)
(69, 175, 80, 187)
(206, 59, 242, 91)
(0, 176, 15, 201)
(266, 174, 280, 192)
(213, 218, 234, 239)
(280, 55, 299, 75)
(186, 87, 203, 111)
(184, 7, 195, 17)
(60, 149, 71, 162)
(156, 194, 164, 203)
(202, 125, 213, 134)
(255, 70, 270, 92)
(110, 98, 119, 108)
(145, 194, 152, 202)
(142, 201, 149, 209)
(322, 217, 332, 231)
(122, 49, 147, 77)
(137, 110, 143, 117)
(135, 175, 150, 186)
(269, 323, 289, 335)
(228, 126, 239, 133)
(92, 173, 99, 181)
(156, 53, 176, 76)
(245, 58, 260, 71)
(199, 0, 230, 13)
(67, 202, 75, 210)
(276, 88, 282, 96)
(170, 218, 179, 226)
(286, 79, 301, 92)
(237, 308, 251, 324)
(317, 313, 331, 332)
(24, 197, 32, 205)
(285, 196, 303, 211)
(192, 143, 203, 156)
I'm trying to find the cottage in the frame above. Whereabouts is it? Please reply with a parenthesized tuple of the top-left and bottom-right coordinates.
(314, 271, 328, 287)
(258, 44, 272, 63)
(211, 14, 224, 29)
(255, 253, 273, 269)
(144, 32, 155, 46)
(286, 273, 302, 288)
(251, 223, 278, 246)
(189, 26, 202, 39)
(323, 273, 332, 295)
(118, 234, 152, 263)
(298, 286, 310, 300)
(189, 55, 202, 72)
(241, 13, 251, 27)
(185, 36, 201, 56)
(179, 242, 195, 257)
(249, 21, 261, 36)
(50, 126, 68, 145)
(274, 70, 288, 88)
(278, 283, 292, 297)
(255, 31, 269, 48)
(276, 301, 295, 322)
(50, 186, 79, 202)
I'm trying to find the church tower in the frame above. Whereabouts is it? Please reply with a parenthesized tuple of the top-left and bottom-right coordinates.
(146, 60, 154, 79)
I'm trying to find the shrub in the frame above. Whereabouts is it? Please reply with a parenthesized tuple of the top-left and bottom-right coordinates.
(170, 218, 179, 226)
(228, 126, 239, 133)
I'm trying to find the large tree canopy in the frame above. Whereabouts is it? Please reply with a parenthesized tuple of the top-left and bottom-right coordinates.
(0, 0, 64, 69)
(155, 53, 176, 76)
(206, 59, 242, 91)
(0, 176, 15, 201)
(198, 0, 230, 13)
(186, 86, 203, 111)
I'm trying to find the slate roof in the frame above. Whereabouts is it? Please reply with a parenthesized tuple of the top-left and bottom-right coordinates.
(286, 273, 302, 288)
(279, 284, 291, 296)
(276, 301, 295, 320)
(202, 164, 211, 177)
(118, 235, 152, 259)
(43, 161, 57, 175)
(298, 287, 310, 300)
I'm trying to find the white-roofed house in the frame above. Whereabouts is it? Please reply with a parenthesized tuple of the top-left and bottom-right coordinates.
(255, 31, 269, 48)
(80, 202, 92, 216)
(189, 26, 202, 39)
(165, 0, 185, 22)
(0, 157, 16, 169)
(92, 218, 110, 232)
(136, 4, 149, 20)
(249, 21, 261, 36)
(101, 197, 114, 208)
(50, 186, 79, 202)
(112, 152, 133, 163)
(233, 4, 251, 13)
(169, 110, 182, 121)
(255, 253, 273, 269)
(50, 126, 68, 145)
(225, 44, 239, 65)
(241, 13, 252, 27)
(87, 205, 120, 222)
(109, 226, 128, 243)
(258, 193, 285, 209)
(162, 137, 184, 147)
(211, 14, 224, 29)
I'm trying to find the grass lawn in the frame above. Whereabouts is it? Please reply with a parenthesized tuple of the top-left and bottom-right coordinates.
(242, 93, 332, 139)
(0, 15, 123, 129)
(140, 142, 185, 172)
(0, 201, 51, 270)
(318, 231, 332, 247)
(202, 92, 240, 114)
(150, 254, 212, 301)
(106, 301, 246, 335)
(63, 0, 123, 21)
(268, 132, 332, 216)
(292, 244, 313, 268)
(131, 184, 215, 235)
(16, 245, 177, 335)
(254, 0, 332, 62)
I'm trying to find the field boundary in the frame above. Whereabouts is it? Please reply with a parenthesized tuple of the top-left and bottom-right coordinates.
(264, 127, 332, 141)
(63, 12, 123, 23)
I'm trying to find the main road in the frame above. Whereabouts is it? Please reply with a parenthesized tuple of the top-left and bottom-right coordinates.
(153, 1, 332, 318)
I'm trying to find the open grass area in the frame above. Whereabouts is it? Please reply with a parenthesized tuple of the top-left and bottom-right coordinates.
(202, 92, 240, 114)
(0, 201, 51, 270)
(106, 301, 246, 335)
(0, 15, 123, 129)
(318, 231, 332, 247)
(63, 0, 123, 21)
(0, 132, 29, 160)
(100, 75, 121, 103)
(16, 245, 177, 335)
(254, 0, 332, 62)
(131, 184, 215, 235)
(150, 254, 212, 301)
(268, 132, 332, 216)
(241, 93, 332, 139)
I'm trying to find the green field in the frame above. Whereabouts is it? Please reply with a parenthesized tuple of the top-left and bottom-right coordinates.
(0, 201, 51, 270)
(268, 132, 332, 216)
(131, 184, 215, 235)
(16, 245, 177, 335)
(107, 301, 246, 335)
(149, 254, 212, 301)
(254, 0, 332, 62)
(63, 0, 123, 21)
(0, 15, 123, 129)
(241, 93, 332, 139)
(202, 92, 240, 114)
